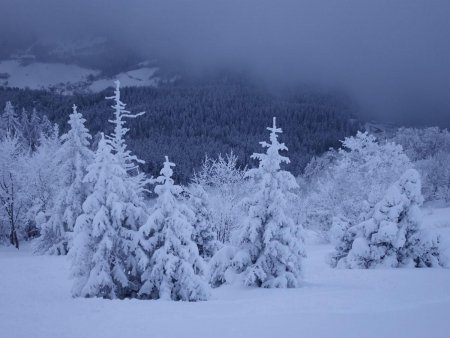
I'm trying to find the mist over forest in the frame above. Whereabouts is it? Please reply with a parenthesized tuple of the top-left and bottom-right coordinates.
(1, 0, 450, 126)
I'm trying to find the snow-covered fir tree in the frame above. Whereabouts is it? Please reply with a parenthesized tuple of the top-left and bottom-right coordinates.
(39, 115, 54, 139)
(137, 156, 209, 301)
(187, 183, 220, 260)
(70, 134, 141, 299)
(28, 109, 43, 150)
(232, 117, 305, 288)
(106, 80, 145, 172)
(1, 101, 21, 138)
(19, 109, 32, 151)
(105, 81, 150, 290)
(330, 169, 442, 268)
(35, 105, 93, 255)
(104, 80, 149, 219)
(25, 124, 61, 237)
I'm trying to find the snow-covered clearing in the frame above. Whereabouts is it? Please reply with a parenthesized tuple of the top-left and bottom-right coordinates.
(0, 60, 99, 92)
(1, 218, 450, 338)
(89, 67, 159, 92)
(0, 60, 159, 93)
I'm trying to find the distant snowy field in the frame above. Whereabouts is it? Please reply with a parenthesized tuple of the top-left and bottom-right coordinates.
(0, 60, 159, 93)
(89, 67, 159, 92)
(0, 60, 99, 92)
(1, 207, 450, 338)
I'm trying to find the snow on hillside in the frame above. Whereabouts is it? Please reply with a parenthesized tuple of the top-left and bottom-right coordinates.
(89, 67, 159, 92)
(1, 206, 450, 338)
(0, 60, 99, 93)
(0, 60, 159, 94)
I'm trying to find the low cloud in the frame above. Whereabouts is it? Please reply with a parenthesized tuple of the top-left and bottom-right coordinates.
(1, 0, 450, 125)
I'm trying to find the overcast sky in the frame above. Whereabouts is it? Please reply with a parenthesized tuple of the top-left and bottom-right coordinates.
(2, 0, 450, 126)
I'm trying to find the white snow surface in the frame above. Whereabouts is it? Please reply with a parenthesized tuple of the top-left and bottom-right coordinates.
(0, 60, 99, 92)
(89, 67, 159, 92)
(0, 250, 449, 336)
(1, 207, 450, 338)
(0, 60, 159, 93)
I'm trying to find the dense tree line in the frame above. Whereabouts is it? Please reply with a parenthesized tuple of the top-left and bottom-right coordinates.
(0, 81, 360, 182)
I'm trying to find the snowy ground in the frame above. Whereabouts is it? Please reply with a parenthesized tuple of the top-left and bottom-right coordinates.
(1, 209, 450, 338)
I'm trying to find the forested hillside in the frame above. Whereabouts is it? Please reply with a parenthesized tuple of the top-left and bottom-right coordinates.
(0, 81, 360, 182)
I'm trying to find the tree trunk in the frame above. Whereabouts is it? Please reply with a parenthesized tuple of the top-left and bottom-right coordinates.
(10, 226, 19, 249)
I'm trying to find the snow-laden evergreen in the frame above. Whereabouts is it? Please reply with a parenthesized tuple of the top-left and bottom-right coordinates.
(35, 105, 93, 255)
(105, 81, 150, 290)
(137, 157, 209, 301)
(187, 183, 220, 260)
(19, 109, 32, 151)
(1, 101, 21, 138)
(104, 80, 149, 223)
(70, 135, 140, 299)
(331, 169, 442, 268)
(232, 117, 305, 288)
(106, 80, 145, 173)
(25, 124, 61, 234)
(19, 108, 43, 151)
(29, 109, 43, 149)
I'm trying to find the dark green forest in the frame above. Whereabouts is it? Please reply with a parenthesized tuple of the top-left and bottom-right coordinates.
(0, 81, 361, 182)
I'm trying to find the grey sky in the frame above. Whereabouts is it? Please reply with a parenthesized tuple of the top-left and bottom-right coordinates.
(2, 0, 450, 126)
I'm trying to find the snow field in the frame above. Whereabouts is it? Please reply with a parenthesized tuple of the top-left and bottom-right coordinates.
(0, 60, 159, 93)
(1, 238, 450, 338)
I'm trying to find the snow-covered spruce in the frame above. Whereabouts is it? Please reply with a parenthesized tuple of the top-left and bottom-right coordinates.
(70, 134, 141, 299)
(105, 80, 150, 289)
(186, 183, 220, 260)
(137, 157, 209, 301)
(1, 101, 21, 138)
(26, 124, 61, 235)
(330, 169, 442, 268)
(105, 80, 149, 220)
(35, 105, 93, 255)
(232, 117, 305, 288)
(106, 80, 145, 173)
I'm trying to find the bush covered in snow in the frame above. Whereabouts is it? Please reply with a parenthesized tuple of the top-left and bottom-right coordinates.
(185, 183, 220, 260)
(393, 127, 450, 203)
(303, 132, 412, 236)
(192, 152, 248, 244)
(330, 169, 442, 268)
